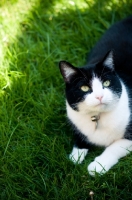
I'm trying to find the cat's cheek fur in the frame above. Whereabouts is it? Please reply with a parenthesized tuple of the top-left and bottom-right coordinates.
(69, 146, 88, 164)
(77, 87, 118, 114)
(84, 88, 115, 111)
(88, 139, 132, 176)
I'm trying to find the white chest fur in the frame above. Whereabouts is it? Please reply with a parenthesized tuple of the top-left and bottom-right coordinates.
(66, 84, 130, 147)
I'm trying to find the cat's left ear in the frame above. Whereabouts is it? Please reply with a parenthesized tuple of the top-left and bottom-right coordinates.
(59, 61, 78, 83)
(103, 50, 114, 70)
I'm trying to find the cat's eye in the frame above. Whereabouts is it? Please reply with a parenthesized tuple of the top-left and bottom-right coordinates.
(103, 80, 110, 87)
(80, 85, 90, 92)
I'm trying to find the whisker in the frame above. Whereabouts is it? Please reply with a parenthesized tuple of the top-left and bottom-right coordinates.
(71, 76, 83, 84)
(100, 65, 106, 78)
(78, 68, 89, 85)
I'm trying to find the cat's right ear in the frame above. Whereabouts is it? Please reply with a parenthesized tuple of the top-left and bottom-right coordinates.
(59, 61, 78, 83)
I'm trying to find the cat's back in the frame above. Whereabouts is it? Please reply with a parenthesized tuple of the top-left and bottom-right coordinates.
(88, 16, 132, 74)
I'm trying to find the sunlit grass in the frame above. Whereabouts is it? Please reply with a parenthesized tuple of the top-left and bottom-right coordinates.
(0, 0, 132, 199)
(0, 0, 37, 100)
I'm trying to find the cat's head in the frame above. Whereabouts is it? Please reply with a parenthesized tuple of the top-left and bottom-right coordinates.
(59, 51, 122, 114)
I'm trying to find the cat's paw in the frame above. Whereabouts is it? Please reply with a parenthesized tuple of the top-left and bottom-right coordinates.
(69, 147, 88, 164)
(88, 160, 107, 176)
(88, 156, 118, 176)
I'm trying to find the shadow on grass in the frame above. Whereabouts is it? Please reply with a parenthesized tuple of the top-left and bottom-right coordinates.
(1, 0, 132, 199)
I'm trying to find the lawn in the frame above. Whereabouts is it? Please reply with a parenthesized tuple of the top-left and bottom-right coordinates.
(0, 0, 132, 199)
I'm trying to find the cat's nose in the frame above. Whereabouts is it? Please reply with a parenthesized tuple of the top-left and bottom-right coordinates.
(95, 96, 103, 101)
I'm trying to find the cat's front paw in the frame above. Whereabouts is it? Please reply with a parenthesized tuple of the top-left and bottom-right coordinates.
(69, 147, 88, 164)
(88, 156, 118, 176)
(88, 160, 107, 176)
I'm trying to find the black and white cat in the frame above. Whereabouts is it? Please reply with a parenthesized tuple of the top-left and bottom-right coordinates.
(59, 16, 132, 176)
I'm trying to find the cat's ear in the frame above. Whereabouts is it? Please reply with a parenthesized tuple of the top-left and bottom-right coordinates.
(59, 61, 78, 83)
(103, 50, 114, 70)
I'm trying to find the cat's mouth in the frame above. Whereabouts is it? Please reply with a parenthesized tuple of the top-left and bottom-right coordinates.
(95, 102, 106, 107)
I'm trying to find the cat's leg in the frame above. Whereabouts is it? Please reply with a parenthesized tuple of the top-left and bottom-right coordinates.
(88, 139, 132, 176)
(69, 133, 90, 164)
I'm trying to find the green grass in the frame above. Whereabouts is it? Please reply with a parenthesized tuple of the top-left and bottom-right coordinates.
(0, 0, 132, 199)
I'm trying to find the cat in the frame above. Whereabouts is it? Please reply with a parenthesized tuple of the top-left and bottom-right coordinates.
(59, 16, 132, 176)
